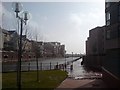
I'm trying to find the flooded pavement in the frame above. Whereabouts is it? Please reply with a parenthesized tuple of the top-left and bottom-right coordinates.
(66, 59, 102, 80)
(56, 59, 107, 89)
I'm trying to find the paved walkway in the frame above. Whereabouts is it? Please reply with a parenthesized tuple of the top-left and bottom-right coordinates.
(55, 78, 108, 90)
(56, 60, 108, 89)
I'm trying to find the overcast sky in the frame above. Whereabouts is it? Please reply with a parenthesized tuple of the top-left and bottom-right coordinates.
(1, 1, 105, 54)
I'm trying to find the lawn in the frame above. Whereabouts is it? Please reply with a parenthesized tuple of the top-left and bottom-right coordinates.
(2, 70, 68, 89)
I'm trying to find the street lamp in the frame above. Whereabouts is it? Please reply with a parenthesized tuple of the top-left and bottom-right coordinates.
(12, 2, 30, 89)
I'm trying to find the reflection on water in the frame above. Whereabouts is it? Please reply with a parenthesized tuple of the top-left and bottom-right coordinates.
(67, 59, 102, 79)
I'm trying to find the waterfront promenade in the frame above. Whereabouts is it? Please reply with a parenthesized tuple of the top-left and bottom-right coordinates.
(56, 78, 108, 89)
(55, 58, 109, 89)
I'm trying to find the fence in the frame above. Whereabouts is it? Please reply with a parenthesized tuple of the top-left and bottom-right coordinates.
(2, 61, 74, 72)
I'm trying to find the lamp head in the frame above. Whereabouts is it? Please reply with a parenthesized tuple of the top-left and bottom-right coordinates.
(22, 11, 30, 25)
(12, 2, 23, 18)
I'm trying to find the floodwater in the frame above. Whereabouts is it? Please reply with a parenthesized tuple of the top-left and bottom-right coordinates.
(66, 59, 102, 79)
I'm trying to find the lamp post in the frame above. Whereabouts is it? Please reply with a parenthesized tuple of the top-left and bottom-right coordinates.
(12, 2, 30, 89)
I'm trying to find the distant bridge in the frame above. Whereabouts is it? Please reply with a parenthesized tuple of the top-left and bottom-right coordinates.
(65, 54, 85, 58)
(66, 57, 82, 65)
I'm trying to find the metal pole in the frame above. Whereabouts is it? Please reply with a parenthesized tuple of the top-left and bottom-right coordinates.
(50, 62, 51, 70)
(57, 62, 58, 69)
(17, 19, 23, 90)
(28, 62, 30, 71)
(40, 62, 42, 70)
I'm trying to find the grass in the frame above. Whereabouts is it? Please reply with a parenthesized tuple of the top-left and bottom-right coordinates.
(2, 70, 68, 89)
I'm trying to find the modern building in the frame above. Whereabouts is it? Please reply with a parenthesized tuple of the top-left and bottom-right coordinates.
(102, 2, 120, 87)
(43, 42, 65, 57)
(2, 29, 19, 51)
(1, 27, 66, 61)
(59, 45, 65, 57)
(85, 26, 105, 68)
(86, 26, 105, 55)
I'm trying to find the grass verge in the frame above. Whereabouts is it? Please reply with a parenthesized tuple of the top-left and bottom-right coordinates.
(2, 70, 68, 89)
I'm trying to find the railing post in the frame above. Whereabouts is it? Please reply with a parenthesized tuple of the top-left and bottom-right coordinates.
(57, 62, 58, 69)
(40, 62, 42, 70)
(50, 62, 51, 70)
(28, 62, 30, 71)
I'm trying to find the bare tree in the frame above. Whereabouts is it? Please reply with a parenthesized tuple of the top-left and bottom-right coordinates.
(32, 34, 40, 82)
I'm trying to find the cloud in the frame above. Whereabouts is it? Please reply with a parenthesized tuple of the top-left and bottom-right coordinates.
(2, 3, 17, 30)
(26, 20, 45, 41)
(65, 6, 105, 53)
(2, 0, 105, 2)
(69, 8, 105, 32)
(69, 13, 82, 29)
(42, 16, 48, 21)
(0, 2, 2, 27)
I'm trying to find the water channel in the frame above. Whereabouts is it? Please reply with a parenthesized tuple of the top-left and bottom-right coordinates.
(2, 57, 102, 79)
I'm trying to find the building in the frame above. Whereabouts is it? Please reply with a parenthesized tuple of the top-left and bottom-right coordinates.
(2, 29, 19, 51)
(102, 2, 120, 87)
(1, 28, 33, 61)
(43, 42, 65, 57)
(1, 27, 66, 61)
(84, 26, 105, 69)
(0, 27, 3, 51)
(22, 35, 32, 52)
(59, 45, 65, 57)
(37, 41, 44, 57)
(86, 26, 105, 55)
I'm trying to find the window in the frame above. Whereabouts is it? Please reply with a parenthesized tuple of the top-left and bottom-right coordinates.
(106, 12, 110, 21)
(118, 5, 120, 22)
(119, 16, 120, 22)
(106, 30, 110, 39)
(106, 2, 110, 8)
(106, 20, 110, 26)
(118, 5, 120, 15)
(119, 26, 120, 37)
(106, 12, 111, 26)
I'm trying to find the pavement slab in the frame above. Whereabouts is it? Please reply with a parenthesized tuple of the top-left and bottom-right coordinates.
(55, 78, 108, 90)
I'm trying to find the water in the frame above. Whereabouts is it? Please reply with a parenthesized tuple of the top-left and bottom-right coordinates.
(2, 57, 102, 79)
(67, 59, 102, 79)
(2, 57, 77, 72)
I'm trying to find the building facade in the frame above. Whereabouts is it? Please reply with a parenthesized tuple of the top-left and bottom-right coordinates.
(43, 42, 65, 57)
(1, 28, 65, 61)
(102, 2, 120, 87)
(85, 26, 105, 68)
(86, 26, 105, 55)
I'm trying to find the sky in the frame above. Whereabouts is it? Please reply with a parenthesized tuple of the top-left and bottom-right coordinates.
(1, 0, 105, 54)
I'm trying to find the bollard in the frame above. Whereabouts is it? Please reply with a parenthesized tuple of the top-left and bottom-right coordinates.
(40, 63, 42, 70)
(70, 64, 73, 71)
(28, 62, 30, 71)
(57, 62, 58, 69)
(55, 62, 58, 69)
(65, 63, 66, 71)
(50, 62, 51, 70)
